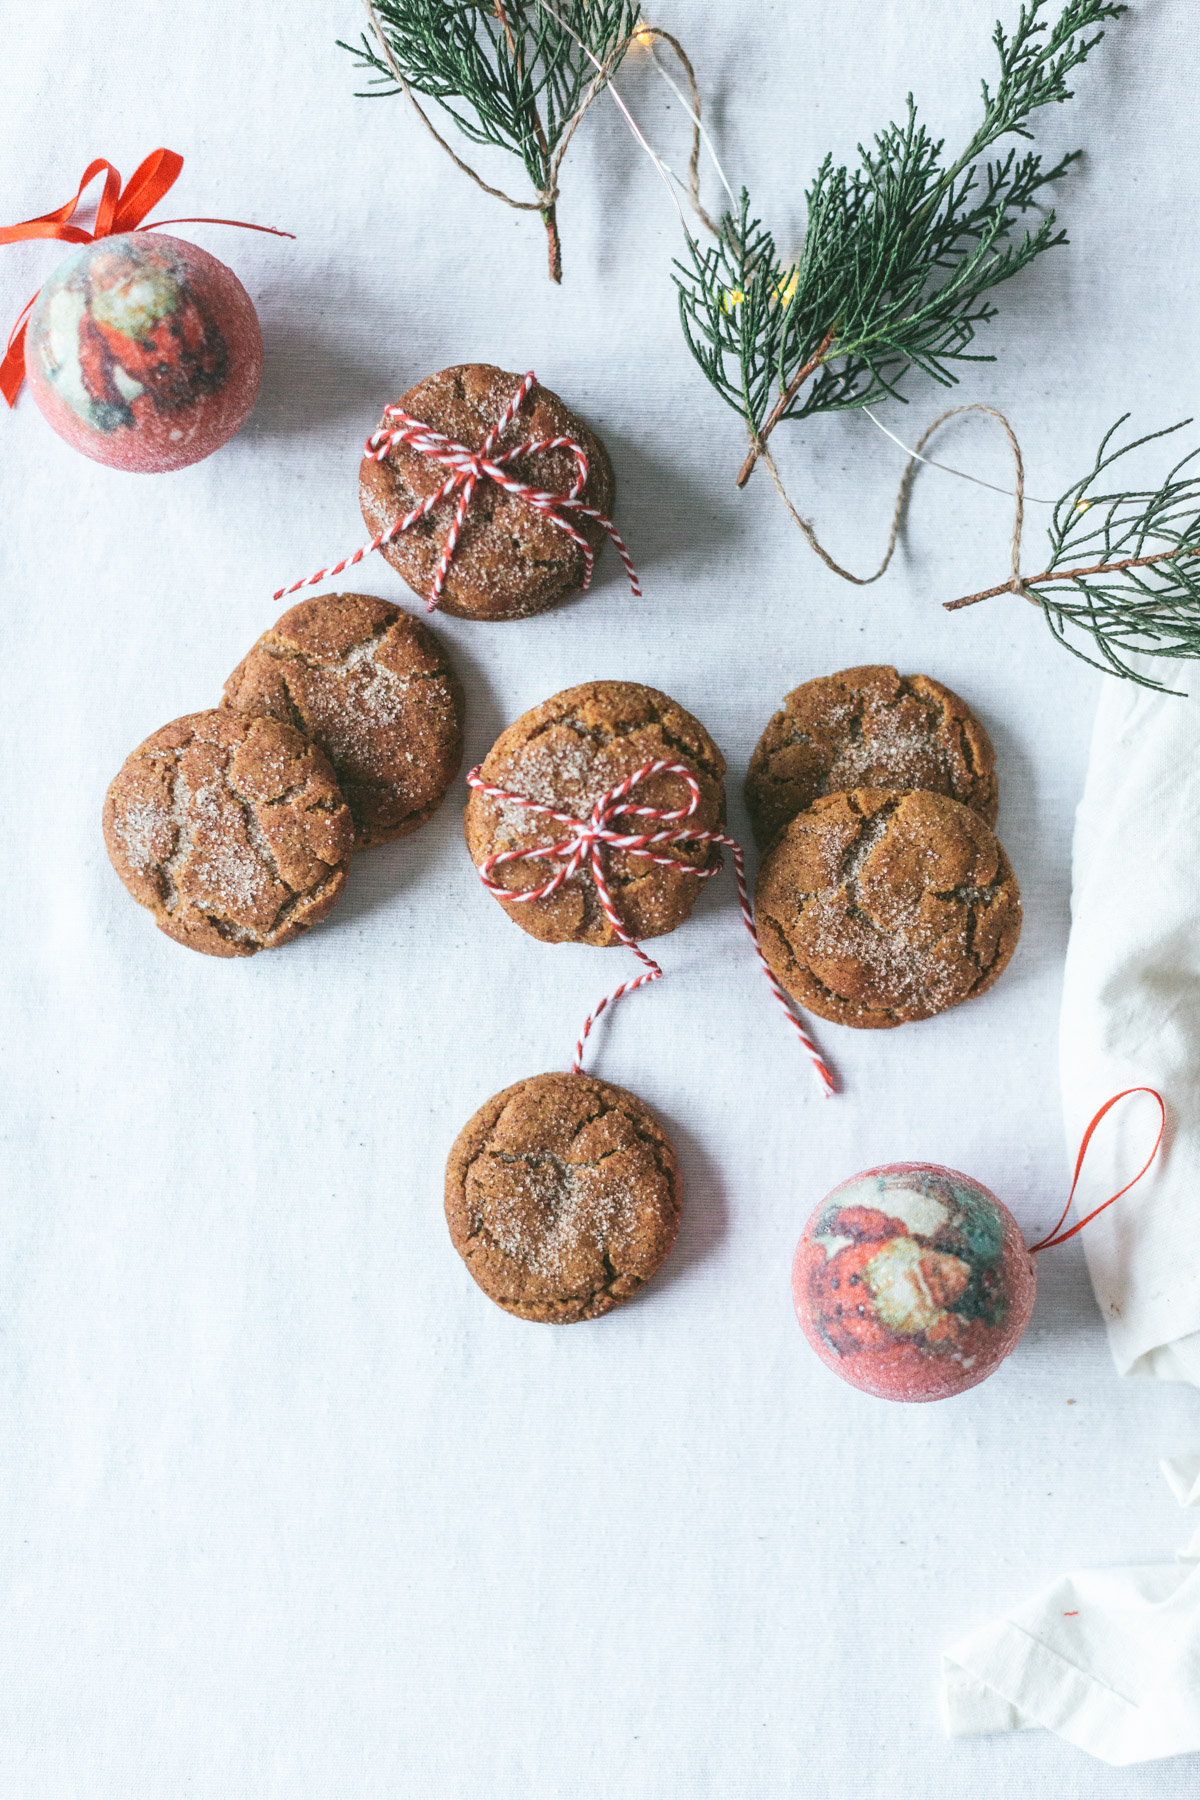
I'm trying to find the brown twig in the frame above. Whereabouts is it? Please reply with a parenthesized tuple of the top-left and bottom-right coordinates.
(945, 545, 1199, 611)
(736, 328, 837, 489)
(494, 0, 562, 281)
(362, 0, 643, 282)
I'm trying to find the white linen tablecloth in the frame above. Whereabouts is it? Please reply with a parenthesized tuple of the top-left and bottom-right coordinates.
(3, 1, 1200, 1794)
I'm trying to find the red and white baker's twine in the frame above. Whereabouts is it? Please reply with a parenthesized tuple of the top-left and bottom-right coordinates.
(273, 371, 640, 610)
(466, 758, 837, 1097)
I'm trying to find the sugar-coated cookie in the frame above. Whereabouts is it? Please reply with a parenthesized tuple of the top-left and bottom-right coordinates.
(464, 680, 726, 945)
(222, 592, 464, 849)
(359, 364, 615, 621)
(103, 709, 353, 957)
(754, 788, 1021, 1028)
(445, 1071, 682, 1323)
(745, 665, 998, 849)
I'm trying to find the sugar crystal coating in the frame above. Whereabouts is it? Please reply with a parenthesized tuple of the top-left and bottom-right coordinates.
(745, 665, 999, 849)
(102, 709, 353, 957)
(222, 592, 464, 848)
(465, 680, 726, 946)
(445, 1071, 682, 1322)
(755, 788, 1022, 1028)
(359, 363, 615, 620)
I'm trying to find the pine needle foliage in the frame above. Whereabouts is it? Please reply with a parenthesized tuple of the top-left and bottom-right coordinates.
(954, 420, 1200, 691)
(342, 0, 640, 280)
(675, 0, 1124, 485)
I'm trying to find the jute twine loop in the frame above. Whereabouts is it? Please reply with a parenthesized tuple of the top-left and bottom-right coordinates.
(757, 403, 1032, 594)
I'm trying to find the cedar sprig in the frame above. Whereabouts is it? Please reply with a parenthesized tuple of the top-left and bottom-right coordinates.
(342, 0, 641, 281)
(675, 0, 1124, 497)
(948, 418, 1200, 690)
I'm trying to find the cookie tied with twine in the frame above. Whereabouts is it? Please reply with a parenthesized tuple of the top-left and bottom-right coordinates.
(464, 681, 835, 1095)
(276, 365, 637, 622)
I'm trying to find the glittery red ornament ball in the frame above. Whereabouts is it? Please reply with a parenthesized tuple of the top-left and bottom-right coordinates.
(24, 231, 262, 472)
(793, 1163, 1037, 1402)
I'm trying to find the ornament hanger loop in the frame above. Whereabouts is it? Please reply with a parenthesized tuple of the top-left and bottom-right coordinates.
(1029, 1086, 1166, 1254)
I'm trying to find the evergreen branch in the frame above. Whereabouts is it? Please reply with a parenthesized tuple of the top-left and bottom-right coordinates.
(674, 0, 1123, 491)
(946, 418, 1200, 690)
(341, 0, 640, 280)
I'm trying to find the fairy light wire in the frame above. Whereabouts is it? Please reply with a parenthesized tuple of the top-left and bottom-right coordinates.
(532, 2, 1054, 514)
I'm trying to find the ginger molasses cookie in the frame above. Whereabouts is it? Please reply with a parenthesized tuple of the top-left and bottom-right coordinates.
(754, 789, 1021, 1029)
(103, 709, 353, 957)
(745, 665, 998, 849)
(222, 592, 464, 849)
(359, 364, 616, 621)
(464, 680, 726, 945)
(445, 1071, 681, 1323)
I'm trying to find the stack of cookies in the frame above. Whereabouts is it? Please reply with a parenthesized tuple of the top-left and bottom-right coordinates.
(102, 592, 465, 956)
(745, 665, 1022, 1030)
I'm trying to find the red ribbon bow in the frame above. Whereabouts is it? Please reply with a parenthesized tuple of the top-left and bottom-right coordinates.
(1, 148, 293, 407)
(466, 757, 837, 1095)
(273, 371, 642, 611)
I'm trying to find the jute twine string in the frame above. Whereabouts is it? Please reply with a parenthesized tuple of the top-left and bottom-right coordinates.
(516, 3, 1051, 600)
(361, 3, 710, 229)
(756, 403, 1035, 594)
(466, 758, 837, 1097)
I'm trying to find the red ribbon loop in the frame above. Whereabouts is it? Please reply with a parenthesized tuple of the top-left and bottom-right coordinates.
(465, 758, 837, 1096)
(272, 371, 642, 612)
(1, 148, 293, 407)
(1029, 1086, 1166, 1253)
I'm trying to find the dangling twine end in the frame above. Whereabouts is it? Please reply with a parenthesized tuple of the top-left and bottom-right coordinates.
(465, 759, 837, 1100)
(1029, 1086, 1166, 1254)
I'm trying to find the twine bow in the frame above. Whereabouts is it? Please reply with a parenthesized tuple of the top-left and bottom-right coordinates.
(0, 148, 293, 407)
(274, 370, 640, 612)
(466, 757, 836, 1096)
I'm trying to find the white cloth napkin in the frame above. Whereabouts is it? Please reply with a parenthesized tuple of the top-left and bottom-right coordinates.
(941, 1457, 1200, 1764)
(1058, 658, 1200, 1381)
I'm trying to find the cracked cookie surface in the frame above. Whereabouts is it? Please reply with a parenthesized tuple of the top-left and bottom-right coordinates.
(359, 363, 616, 621)
(103, 708, 353, 957)
(464, 679, 726, 945)
(754, 788, 1021, 1029)
(745, 665, 999, 850)
(222, 592, 464, 848)
(445, 1071, 682, 1323)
